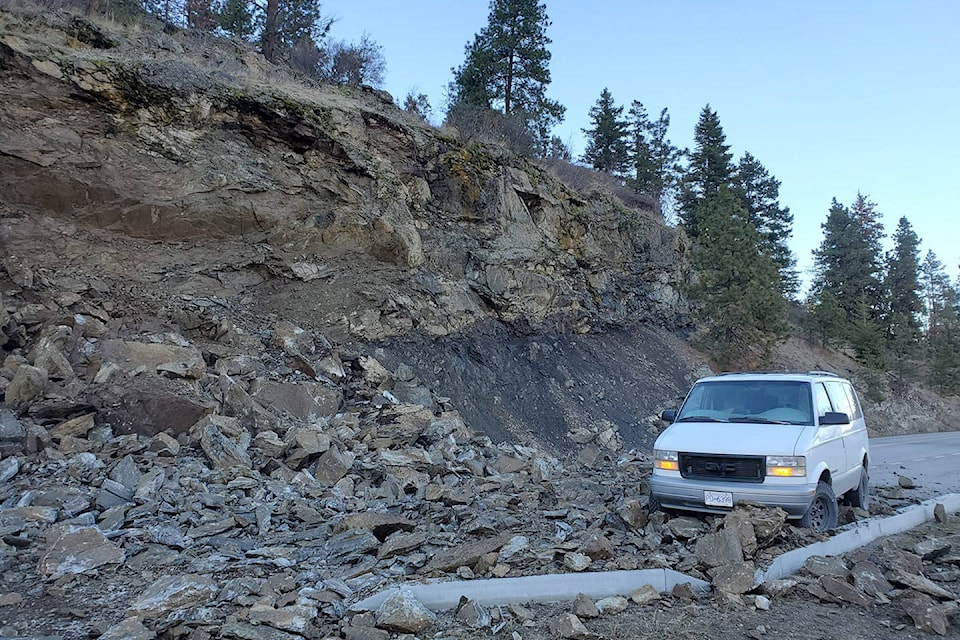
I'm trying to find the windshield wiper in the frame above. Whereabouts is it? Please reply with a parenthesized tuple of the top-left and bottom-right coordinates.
(676, 416, 728, 423)
(729, 416, 792, 425)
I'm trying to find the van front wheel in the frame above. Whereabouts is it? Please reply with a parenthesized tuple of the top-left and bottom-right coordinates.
(800, 481, 838, 532)
(843, 467, 870, 511)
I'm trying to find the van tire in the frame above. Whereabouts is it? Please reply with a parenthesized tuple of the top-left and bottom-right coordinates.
(800, 481, 839, 532)
(647, 495, 662, 514)
(843, 466, 870, 511)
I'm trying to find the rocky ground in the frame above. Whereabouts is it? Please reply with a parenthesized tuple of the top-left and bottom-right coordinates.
(2, 259, 960, 639)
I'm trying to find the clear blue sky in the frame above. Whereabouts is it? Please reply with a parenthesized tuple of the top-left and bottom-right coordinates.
(325, 1, 960, 293)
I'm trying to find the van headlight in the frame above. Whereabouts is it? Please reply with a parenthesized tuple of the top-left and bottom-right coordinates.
(766, 455, 806, 477)
(654, 450, 679, 471)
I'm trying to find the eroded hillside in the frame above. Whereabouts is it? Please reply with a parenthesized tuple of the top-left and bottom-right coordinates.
(0, 6, 710, 451)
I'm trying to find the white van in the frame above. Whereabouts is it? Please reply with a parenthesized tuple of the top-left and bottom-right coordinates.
(650, 371, 870, 531)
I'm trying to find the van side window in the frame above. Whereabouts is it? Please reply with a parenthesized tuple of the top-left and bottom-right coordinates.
(825, 381, 853, 419)
(814, 383, 833, 419)
(842, 383, 864, 419)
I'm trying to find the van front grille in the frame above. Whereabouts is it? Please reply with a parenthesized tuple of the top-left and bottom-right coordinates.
(679, 454, 764, 483)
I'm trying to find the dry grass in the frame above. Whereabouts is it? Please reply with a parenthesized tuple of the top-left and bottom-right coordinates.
(541, 157, 657, 214)
(0, 0, 144, 23)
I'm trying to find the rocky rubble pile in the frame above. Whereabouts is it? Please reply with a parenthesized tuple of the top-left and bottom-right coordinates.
(759, 515, 960, 637)
(0, 267, 957, 639)
(0, 274, 694, 639)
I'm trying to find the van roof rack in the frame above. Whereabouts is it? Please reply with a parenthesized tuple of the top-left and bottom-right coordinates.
(715, 370, 839, 377)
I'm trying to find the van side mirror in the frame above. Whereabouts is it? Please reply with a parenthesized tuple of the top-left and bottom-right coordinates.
(660, 409, 677, 423)
(819, 411, 850, 426)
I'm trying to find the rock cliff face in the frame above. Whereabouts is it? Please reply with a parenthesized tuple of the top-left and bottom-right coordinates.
(0, 7, 701, 449)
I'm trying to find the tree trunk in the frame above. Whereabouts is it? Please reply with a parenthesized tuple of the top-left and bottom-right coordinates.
(504, 16, 515, 114)
(262, 0, 279, 62)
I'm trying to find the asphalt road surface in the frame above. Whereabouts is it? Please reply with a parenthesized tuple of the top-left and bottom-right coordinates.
(869, 431, 960, 500)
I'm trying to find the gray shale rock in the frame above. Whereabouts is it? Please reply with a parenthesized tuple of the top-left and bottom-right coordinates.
(4, 364, 47, 405)
(851, 560, 893, 596)
(572, 593, 599, 618)
(37, 525, 125, 579)
(549, 613, 594, 639)
(709, 561, 757, 595)
(374, 588, 436, 633)
(128, 574, 220, 620)
(99, 617, 156, 640)
(192, 414, 252, 470)
(900, 593, 949, 636)
(695, 528, 744, 569)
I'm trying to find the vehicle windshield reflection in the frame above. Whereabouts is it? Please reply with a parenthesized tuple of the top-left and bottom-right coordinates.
(676, 380, 814, 427)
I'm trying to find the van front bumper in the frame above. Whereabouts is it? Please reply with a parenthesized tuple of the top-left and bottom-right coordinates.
(650, 475, 816, 518)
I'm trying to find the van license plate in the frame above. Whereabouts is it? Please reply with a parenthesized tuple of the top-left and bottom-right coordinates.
(704, 491, 733, 507)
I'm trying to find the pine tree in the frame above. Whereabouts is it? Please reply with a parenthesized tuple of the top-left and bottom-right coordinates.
(688, 187, 787, 367)
(403, 91, 432, 122)
(810, 197, 885, 348)
(930, 327, 960, 394)
(258, 0, 331, 64)
(218, 0, 255, 39)
(885, 213, 923, 381)
(448, 0, 565, 152)
(885, 217, 922, 329)
(734, 152, 799, 297)
(143, 0, 186, 24)
(580, 88, 629, 174)
(805, 290, 845, 347)
(185, 0, 217, 30)
(627, 102, 680, 217)
(919, 250, 953, 336)
(919, 251, 960, 393)
(679, 105, 734, 238)
(850, 293, 885, 368)
(849, 192, 885, 317)
(626, 100, 653, 187)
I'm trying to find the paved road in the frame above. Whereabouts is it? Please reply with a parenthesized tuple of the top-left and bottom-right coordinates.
(869, 431, 960, 500)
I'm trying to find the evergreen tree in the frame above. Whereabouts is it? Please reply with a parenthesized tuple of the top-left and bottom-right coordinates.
(627, 102, 680, 217)
(930, 326, 960, 394)
(580, 88, 629, 174)
(219, 0, 255, 39)
(920, 252, 960, 393)
(545, 136, 572, 161)
(403, 91, 432, 122)
(850, 294, 885, 368)
(142, 0, 184, 24)
(734, 152, 799, 297)
(185, 0, 217, 30)
(805, 290, 845, 347)
(920, 250, 953, 336)
(688, 187, 787, 367)
(810, 199, 884, 326)
(448, 0, 565, 152)
(849, 192, 885, 314)
(258, 0, 332, 64)
(882, 217, 922, 392)
(679, 105, 734, 238)
(626, 100, 653, 188)
(885, 216, 922, 330)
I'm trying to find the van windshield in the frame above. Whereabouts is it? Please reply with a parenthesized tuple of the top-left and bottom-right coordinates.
(676, 380, 814, 426)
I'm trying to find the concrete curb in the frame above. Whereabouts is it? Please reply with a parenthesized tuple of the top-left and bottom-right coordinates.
(349, 568, 710, 612)
(350, 494, 960, 613)
(756, 493, 960, 584)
